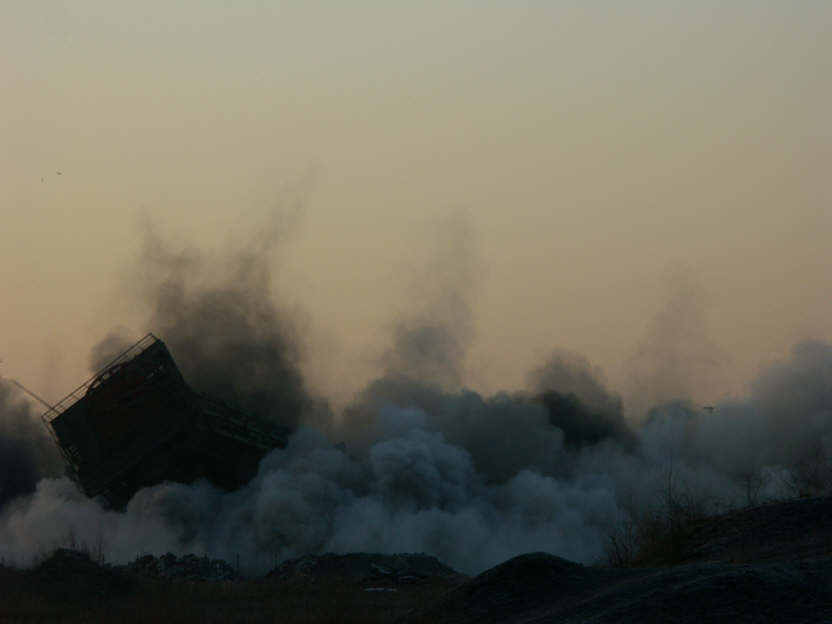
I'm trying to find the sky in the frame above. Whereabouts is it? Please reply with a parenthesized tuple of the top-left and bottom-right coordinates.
(2, 1, 831, 416)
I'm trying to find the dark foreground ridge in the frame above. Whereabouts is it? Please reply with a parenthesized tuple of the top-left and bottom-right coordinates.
(406, 495, 832, 624)
(2, 496, 832, 622)
(404, 553, 832, 624)
(677, 494, 832, 564)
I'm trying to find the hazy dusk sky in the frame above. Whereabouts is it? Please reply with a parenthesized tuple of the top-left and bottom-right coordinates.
(2, 2, 830, 414)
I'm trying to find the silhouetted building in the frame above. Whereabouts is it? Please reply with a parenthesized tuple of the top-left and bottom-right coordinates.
(43, 334, 289, 508)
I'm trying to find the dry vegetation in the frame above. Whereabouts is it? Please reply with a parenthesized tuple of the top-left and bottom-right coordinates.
(606, 452, 832, 568)
(605, 480, 711, 568)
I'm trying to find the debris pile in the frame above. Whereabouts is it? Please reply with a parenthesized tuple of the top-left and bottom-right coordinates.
(128, 553, 237, 582)
(268, 553, 465, 590)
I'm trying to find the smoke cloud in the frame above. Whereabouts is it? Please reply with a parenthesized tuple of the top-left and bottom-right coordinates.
(2, 220, 831, 576)
(3, 341, 831, 574)
(380, 214, 477, 391)
(627, 273, 727, 419)
(0, 380, 62, 508)
(530, 351, 633, 450)
(130, 221, 313, 429)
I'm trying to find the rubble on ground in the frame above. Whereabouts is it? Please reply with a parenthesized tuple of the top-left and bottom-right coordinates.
(128, 552, 237, 581)
(268, 552, 466, 589)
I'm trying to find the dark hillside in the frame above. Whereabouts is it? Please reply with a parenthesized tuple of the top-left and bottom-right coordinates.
(406, 496, 832, 624)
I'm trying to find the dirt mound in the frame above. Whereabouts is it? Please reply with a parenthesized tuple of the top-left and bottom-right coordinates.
(403, 553, 625, 624)
(268, 552, 465, 589)
(461, 552, 615, 600)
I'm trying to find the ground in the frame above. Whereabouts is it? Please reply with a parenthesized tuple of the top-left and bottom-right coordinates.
(2, 496, 831, 623)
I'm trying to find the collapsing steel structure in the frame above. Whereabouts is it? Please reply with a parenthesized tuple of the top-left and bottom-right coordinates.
(42, 334, 289, 508)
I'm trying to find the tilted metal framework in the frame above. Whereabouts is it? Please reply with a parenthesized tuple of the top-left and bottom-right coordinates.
(44, 334, 289, 508)
(42, 334, 160, 476)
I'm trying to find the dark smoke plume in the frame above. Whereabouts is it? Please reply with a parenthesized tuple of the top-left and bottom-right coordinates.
(339, 350, 633, 485)
(530, 351, 633, 449)
(88, 327, 136, 371)
(3, 214, 832, 577)
(0, 380, 62, 508)
(130, 223, 312, 429)
(536, 390, 631, 450)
